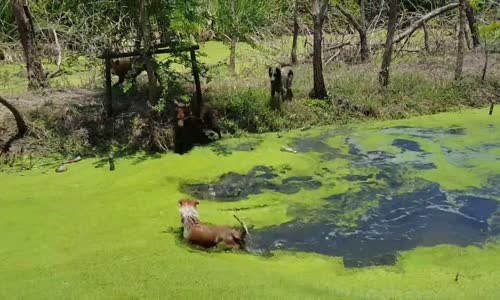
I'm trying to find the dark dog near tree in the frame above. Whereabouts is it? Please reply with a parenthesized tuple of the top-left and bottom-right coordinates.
(173, 101, 222, 154)
(179, 198, 248, 250)
(268, 64, 294, 110)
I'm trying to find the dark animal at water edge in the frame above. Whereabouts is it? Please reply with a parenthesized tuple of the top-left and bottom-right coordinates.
(268, 64, 294, 110)
(178, 198, 249, 250)
(173, 101, 222, 154)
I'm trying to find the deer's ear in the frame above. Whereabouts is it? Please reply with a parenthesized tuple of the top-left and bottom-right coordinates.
(268, 67, 272, 78)
(194, 200, 200, 206)
(178, 199, 183, 205)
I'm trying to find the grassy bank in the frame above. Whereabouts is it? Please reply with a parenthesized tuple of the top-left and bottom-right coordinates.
(1, 41, 499, 162)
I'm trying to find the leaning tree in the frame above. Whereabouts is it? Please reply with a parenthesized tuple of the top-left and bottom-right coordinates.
(12, 0, 48, 89)
(379, 0, 400, 87)
(455, 0, 467, 80)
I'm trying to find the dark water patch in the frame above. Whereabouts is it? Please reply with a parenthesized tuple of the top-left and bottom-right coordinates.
(284, 177, 322, 190)
(292, 135, 344, 160)
(251, 181, 499, 267)
(282, 176, 313, 184)
(182, 166, 276, 201)
(211, 139, 263, 156)
(442, 143, 500, 168)
(457, 196, 498, 222)
(392, 139, 423, 152)
(182, 166, 322, 201)
(248, 125, 498, 266)
(343, 174, 374, 182)
(220, 204, 270, 211)
(461, 175, 500, 202)
(381, 126, 466, 141)
(293, 138, 336, 153)
(446, 127, 466, 135)
(347, 139, 434, 175)
(413, 162, 437, 170)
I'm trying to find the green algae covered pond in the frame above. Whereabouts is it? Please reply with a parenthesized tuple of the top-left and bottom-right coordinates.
(1, 108, 499, 299)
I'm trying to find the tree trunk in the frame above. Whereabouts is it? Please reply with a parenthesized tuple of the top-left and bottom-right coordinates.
(229, 0, 237, 73)
(482, 43, 488, 82)
(464, 22, 472, 50)
(12, 0, 48, 90)
(139, 0, 158, 103)
(359, 30, 370, 62)
(134, 14, 143, 51)
(423, 22, 430, 53)
(0, 96, 28, 154)
(229, 36, 237, 74)
(359, 0, 370, 62)
(379, 0, 399, 87)
(290, 0, 299, 64)
(311, 0, 328, 99)
(455, 0, 466, 81)
(465, 1, 480, 48)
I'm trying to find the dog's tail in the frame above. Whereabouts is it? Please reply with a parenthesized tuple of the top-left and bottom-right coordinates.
(233, 214, 250, 242)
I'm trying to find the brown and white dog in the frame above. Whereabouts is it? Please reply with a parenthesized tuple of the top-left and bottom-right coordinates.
(178, 198, 248, 250)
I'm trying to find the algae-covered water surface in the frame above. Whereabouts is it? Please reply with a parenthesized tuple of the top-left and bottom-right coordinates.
(1, 108, 499, 299)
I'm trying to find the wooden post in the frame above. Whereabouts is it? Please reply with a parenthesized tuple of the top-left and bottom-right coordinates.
(104, 49, 113, 118)
(190, 46, 202, 117)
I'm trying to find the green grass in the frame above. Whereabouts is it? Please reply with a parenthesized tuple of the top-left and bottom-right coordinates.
(1, 108, 499, 299)
(0, 55, 101, 95)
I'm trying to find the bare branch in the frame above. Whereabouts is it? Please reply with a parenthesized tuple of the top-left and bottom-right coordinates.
(336, 5, 363, 33)
(0, 96, 28, 155)
(392, 3, 459, 44)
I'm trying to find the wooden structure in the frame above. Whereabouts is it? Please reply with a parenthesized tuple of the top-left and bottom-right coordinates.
(98, 44, 202, 117)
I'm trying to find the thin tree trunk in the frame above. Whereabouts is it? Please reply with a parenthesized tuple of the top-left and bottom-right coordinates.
(423, 22, 430, 53)
(290, 0, 299, 64)
(228, 0, 237, 73)
(139, 0, 158, 103)
(464, 22, 472, 50)
(0, 96, 28, 154)
(134, 14, 143, 51)
(379, 0, 399, 87)
(465, 1, 480, 48)
(229, 36, 237, 74)
(311, 0, 328, 99)
(359, 0, 370, 62)
(359, 30, 370, 62)
(482, 43, 488, 82)
(455, 0, 466, 81)
(12, 0, 48, 90)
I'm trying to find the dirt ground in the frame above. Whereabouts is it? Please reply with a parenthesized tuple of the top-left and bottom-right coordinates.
(0, 89, 101, 151)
